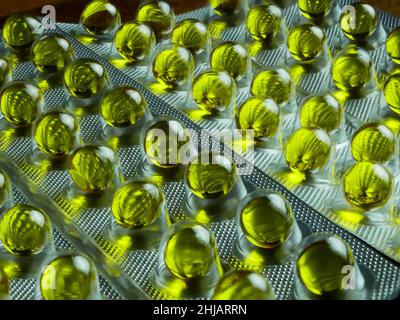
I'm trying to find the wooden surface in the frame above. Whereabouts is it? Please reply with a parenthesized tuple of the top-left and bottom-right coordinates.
(0, 0, 399, 24)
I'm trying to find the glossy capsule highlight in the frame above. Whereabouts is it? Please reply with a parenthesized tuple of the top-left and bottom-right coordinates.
(0, 204, 52, 256)
(171, 19, 209, 55)
(100, 86, 147, 127)
(114, 21, 155, 63)
(40, 253, 98, 300)
(68, 145, 116, 193)
(80, 0, 121, 36)
(0, 81, 43, 127)
(343, 162, 393, 210)
(251, 68, 292, 105)
(299, 95, 342, 132)
(0, 170, 11, 209)
(33, 111, 80, 158)
(112, 180, 164, 229)
(210, 42, 249, 80)
(192, 70, 236, 113)
(136, 1, 175, 40)
(235, 97, 279, 138)
(351, 123, 395, 163)
(64, 58, 109, 99)
(340, 3, 377, 42)
(246, 4, 282, 43)
(287, 24, 326, 62)
(212, 270, 275, 300)
(285, 127, 331, 173)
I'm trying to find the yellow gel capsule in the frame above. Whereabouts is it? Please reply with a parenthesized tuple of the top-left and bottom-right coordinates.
(331, 47, 372, 91)
(285, 127, 331, 173)
(114, 21, 155, 63)
(31, 34, 74, 73)
(343, 162, 392, 210)
(171, 19, 209, 55)
(287, 24, 326, 62)
(33, 111, 79, 158)
(2, 14, 41, 53)
(246, 4, 282, 42)
(0, 204, 51, 256)
(40, 253, 98, 300)
(152, 47, 193, 90)
(112, 180, 163, 229)
(240, 192, 293, 249)
(80, 0, 121, 36)
(0, 170, 11, 208)
(351, 123, 395, 163)
(68, 145, 116, 193)
(299, 95, 341, 132)
(100, 86, 147, 127)
(340, 3, 377, 41)
(384, 73, 400, 115)
(298, 0, 332, 21)
(212, 270, 274, 300)
(386, 27, 400, 65)
(0, 269, 8, 299)
(186, 153, 236, 199)
(297, 236, 355, 296)
(64, 58, 109, 99)
(210, 42, 249, 80)
(0, 58, 10, 87)
(144, 119, 190, 168)
(251, 68, 292, 104)
(209, 0, 240, 16)
(192, 70, 236, 113)
(236, 97, 279, 138)
(136, 1, 175, 40)
(164, 223, 216, 279)
(0, 81, 42, 127)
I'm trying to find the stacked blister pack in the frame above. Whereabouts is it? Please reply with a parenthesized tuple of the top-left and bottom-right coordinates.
(0, 0, 399, 300)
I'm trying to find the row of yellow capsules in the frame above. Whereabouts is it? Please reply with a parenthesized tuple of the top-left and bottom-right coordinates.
(0, 168, 125, 300)
(0, 13, 392, 299)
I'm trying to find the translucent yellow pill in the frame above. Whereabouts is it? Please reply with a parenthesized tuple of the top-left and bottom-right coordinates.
(171, 19, 209, 55)
(240, 191, 293, 249)
(114, 21, 155, 63)
(246, 4, 282, 42)
(64, 58, 109, 99)
(384, 73, 400, 116)
(285, 127, 331, 173)
(340, 3, 377, 41)
(2, 14, 41, 53)
(209, 0, 240, 16)
(152, 47, 193, 90)
(0, 268, 8, 299)
(351, 123, 395, 163)
(212, 270, 274, 300)
(299, 95, 342, 132)
(186, 153, 236, 199)
(80, 0, 121, 36)
(297, 236, 355, 296)
(210, 42, 249, 80)
(112, 180, 164, 229)
(236, 97, 279, 138)
(144, 119, 190, 169)
(68, 145, 116, 193)
(386, 27, 400, 65)
(100, 86, 147, 127)
(33, 111, 79, 158)
(0, 81, 43, 127)
(192, 70, 236, 113)
(136, 1, 175, 40)
(287, 24, 326, 62)
(0, 204, 51, 256)
(331, 46, 372, 91)
(164, 223, 216, 279)
(40, 253, 98, 300)
(298, 0, 332, 21)
(251, 68, 292, 104)
(343, 161, 392, 210)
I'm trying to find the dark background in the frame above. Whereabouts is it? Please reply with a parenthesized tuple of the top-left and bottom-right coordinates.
(0, 0, 399, 24)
